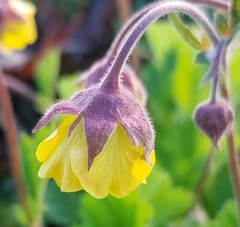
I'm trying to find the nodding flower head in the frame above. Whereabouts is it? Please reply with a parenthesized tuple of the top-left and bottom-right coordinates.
(0, 0, 37, 50)
(76, 58, 147, 105)
(193, 99, 233, 148)
(33, 77, 155, 198)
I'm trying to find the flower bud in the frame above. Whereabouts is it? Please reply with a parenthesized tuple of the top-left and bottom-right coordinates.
(193, 100, 233, 148)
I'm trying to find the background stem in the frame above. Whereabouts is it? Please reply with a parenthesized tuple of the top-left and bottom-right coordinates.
(0, 70, 30, 221)
(220, 52, 240, 223)
(195, 148, 214, 195)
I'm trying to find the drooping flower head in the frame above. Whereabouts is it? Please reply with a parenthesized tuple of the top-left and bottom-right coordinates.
(32, 0, 158, 198)
(0, 0, 37, 50)
(33, 69, 155, 198)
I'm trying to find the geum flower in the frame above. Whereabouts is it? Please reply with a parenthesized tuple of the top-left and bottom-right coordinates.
(0, 0, 37, 50)
(33, 73, 155, 198)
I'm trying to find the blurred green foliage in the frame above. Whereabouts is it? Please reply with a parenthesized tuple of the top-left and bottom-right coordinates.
(169, 14, 204, 51)
(1, 20, 240, 226)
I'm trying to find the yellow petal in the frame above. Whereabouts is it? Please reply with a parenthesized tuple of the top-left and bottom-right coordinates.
(0, 0, 37, 50)
(36, 115, 76, 162)
(37, 115, 82, 192)
(71, 121, 155, 198)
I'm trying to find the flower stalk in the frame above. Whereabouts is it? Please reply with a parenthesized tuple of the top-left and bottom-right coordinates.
(106, 0, 228, 64)
(220, 53, 240, 222)
(188, 0, 230, 11)
(102, 0, 218, 89)
(208, 38, 227, 103)
(115, 0, 140, 71)
(110, 0, 229, 57)
(76, 0, 228, 90)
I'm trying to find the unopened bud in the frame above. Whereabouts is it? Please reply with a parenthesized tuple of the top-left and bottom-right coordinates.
(193, 100, 233, 148)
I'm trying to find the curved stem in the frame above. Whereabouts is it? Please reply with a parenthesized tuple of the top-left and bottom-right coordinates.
(115, 0, 140, 71)
(188, 0, 230, 11)
(107, 1, 160, 60)
(107, 0, 228, 61)
(102, 1, 218, 90)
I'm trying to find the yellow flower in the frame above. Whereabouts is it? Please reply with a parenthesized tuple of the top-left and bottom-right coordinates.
(0, 0, 37, 50)
(36, 115, 155, 198)
(34, 76, 155, 198)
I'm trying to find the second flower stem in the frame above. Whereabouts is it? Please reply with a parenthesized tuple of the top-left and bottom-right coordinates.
(221, 53, 240, 223)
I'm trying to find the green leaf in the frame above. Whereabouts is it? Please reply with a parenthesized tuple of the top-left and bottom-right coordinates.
(169, 14, 204, 51)
(35, 48, 60, 112)
(0, 203, 28, 226)
(144, 22, 210, 190)
(201, 148, 234, 217)
(138, 167, 195, 227)
(214, 13, 229, 36)
(205, 200, 238, 227)
(231, 21, 240, 42)
(57, 72, 80, 99)
(232, 0, 240, 27)
(44, 180, 82, 226)
(80, 192, 152, 227)
(19, 133, 40, 200)
(233, 0, 240, 15)
(228, 42, 240, 98)
(194, 52, 209, 65)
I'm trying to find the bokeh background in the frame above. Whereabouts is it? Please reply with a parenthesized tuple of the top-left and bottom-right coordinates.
(0, 0, 240, 226)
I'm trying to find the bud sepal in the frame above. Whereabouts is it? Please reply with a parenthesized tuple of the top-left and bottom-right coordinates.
(193, 99, 234, 148)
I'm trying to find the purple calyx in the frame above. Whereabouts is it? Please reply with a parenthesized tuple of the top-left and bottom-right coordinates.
(33, 81, 154, 170)
(75, 58, 147, 105)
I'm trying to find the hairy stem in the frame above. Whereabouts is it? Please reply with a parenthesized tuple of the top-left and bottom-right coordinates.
(102, 1, 218, 90)
(0, 70, 30, 220)
(115, 0, 140, 71)
(107, 1, 159, 60)
(107, 0, 228, 60)
(210, 77, 218, 103)
(210, 38, 227, 103)
(188, 0, 230, 10)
